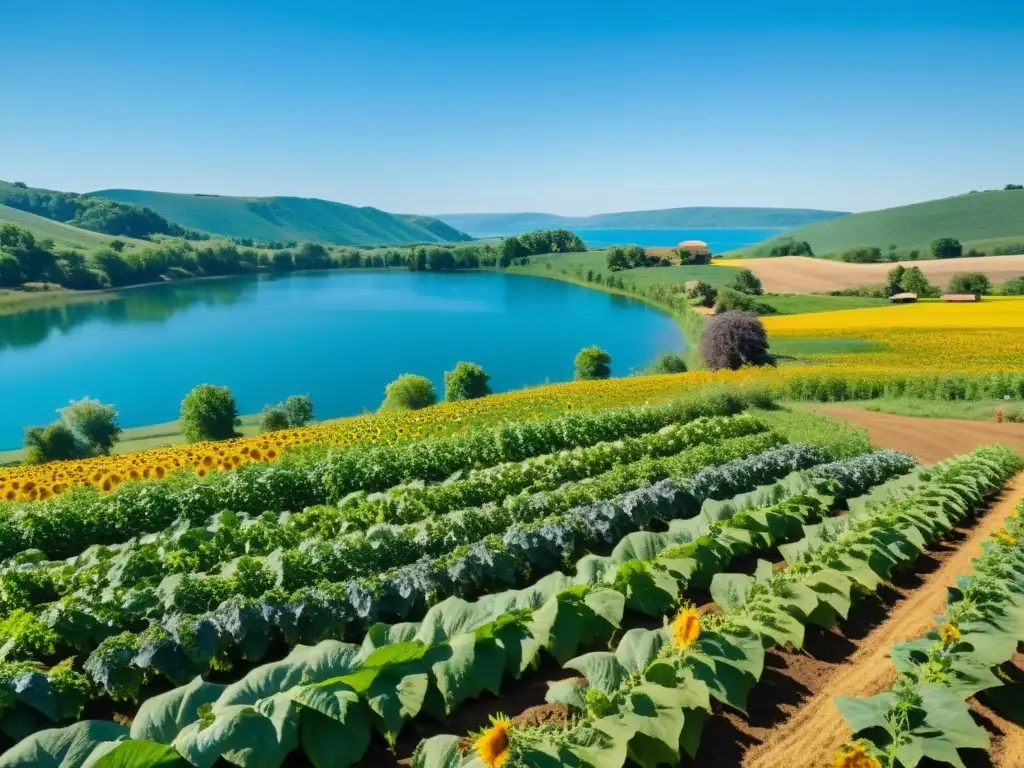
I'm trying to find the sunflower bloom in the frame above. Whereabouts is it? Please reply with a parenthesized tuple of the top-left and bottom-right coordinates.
(833, 743, 881, 768)
(671, 605, 701, 650)
(474, 714, 511, 768)
(939, 622, 961, 646)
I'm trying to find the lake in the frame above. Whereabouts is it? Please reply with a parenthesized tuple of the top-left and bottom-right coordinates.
(0, 271, 683, 448)
(574, 228, 780, 250)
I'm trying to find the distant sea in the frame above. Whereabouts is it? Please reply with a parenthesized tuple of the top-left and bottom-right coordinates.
(573, 228, 781, 251)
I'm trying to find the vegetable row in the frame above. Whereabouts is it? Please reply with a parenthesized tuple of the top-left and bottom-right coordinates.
(835, 493, 1024, 768)
(0, 393, 754, 560)
(411, 444, 1022, 768)
(0, 445, 914, 766)
(0, 414, 769, 621)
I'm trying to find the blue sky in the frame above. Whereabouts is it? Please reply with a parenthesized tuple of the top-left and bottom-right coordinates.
(2, 1, 1022, 215)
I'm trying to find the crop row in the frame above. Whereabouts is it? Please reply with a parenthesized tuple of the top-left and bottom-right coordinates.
(0, 445, 916, 766)
(0, 414, 769, 621)
(834, 495, 1024, 768)
(0, 393, 756, 560)
(409, 444, 1022, 768)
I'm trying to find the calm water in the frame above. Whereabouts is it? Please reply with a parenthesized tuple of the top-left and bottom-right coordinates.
(574, 228, 780, 250)
(0, 271, 683, 448)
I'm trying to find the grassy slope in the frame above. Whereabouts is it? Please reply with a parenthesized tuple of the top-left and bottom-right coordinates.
(513, 250, 888, 314)
(0, 204, 149, 251)
(734, 189, 1024, 257)
(437, 207, 848, 237)
(93, 189, 472, 246)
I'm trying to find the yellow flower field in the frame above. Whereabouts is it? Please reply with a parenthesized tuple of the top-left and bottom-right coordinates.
(762, 298, 1024, 371)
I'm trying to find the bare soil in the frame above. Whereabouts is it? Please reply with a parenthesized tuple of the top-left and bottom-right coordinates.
(810, 406, 1024, 463)
(732, 255, 1024, 293)
(738, 474, 1024, 768)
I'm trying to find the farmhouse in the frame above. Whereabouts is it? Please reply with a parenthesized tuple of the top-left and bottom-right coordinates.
(942, 294, 981, 302)
(677, 239, 711, 258)
(889, 292, 918, 303)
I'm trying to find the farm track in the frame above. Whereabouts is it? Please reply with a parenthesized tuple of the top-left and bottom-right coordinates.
(731, 254, 1024, 293)
(811, 406, 1024, 463)
(739, 473, 1024, 768)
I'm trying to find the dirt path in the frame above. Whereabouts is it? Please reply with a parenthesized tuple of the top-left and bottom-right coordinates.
(731, 255, 1024, 293)
(811, 406, 1024, 463)
(741, 474, 1024, 768)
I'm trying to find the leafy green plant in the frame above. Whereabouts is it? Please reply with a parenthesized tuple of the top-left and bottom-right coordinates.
(179, 384, 240, 442)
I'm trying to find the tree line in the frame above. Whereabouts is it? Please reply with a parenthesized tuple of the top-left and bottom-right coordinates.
(1, 181, 203, 240)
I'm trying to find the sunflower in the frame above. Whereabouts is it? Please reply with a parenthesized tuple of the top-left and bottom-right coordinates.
(994, 528, 1018, 547)
(473, 714, 511, 768)
(939, 622, 961, 646)
(833, 743, 880, 768)
(195, 466, 209, 479)
(671, 604, 701, 650)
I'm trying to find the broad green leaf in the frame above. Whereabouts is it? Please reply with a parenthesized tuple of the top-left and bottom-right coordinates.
(172, 699, 298, 768)
(610, 531, 672, 564)
(88, 741, 189, 768)
(546, 678, 588, 710)
(621, 684, 688, 768)
(411, 734, 469, 768)
(131, 677, 227, 742)
(564, 653, 627, 694)
(614, 628, 666, 676)
(423, 634, 479, 713)
(836, 692, 899, 736)
(297, 708, 370, 768)
(0, 721, 129, 768)
(709, 573, 754, 611)
(583, 588, 624, 629)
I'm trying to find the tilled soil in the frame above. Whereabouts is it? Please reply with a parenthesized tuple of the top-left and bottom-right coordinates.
(810, 406, 1024, 463)
(738, 474, 1024, 768)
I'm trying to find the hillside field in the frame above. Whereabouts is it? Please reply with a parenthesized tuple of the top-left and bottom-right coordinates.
(93, 189, 472, 245)
(734, 189, 1024, 258)
(720, 254, 1024, 293)
(0, 204, 149, 251)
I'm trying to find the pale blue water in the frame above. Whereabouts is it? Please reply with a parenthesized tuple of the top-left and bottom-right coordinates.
(574, 228, 780, 250)
(0, 271, 683, 448)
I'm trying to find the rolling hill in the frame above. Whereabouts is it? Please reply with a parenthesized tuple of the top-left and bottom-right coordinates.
(0, 204, 149, 251)
(736, 189, 1024, 257)
(93, 189, 472, 245)
(435, 207, 848, 237)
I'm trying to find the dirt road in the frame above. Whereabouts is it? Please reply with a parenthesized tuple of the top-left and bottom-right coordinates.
(728, 255, 1024, 293)
(811, 406, 1024, 463)
(742, 473, 1024, 768)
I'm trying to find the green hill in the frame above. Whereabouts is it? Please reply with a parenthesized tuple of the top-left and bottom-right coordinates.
(0, 204, 148, 251)
(736, 189, 1024, 257)
(436, 207, 848, 237)
(93, 189, 471, 245)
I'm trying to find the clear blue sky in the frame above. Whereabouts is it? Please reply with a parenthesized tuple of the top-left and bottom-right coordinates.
(2, 0, 1022, 215)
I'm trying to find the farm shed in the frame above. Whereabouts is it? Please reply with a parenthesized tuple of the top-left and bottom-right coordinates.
(677, 240, 711, 257)
(889, 292, 918, 303)
(941, 294, 981, 302)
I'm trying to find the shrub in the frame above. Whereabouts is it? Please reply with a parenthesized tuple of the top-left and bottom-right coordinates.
(574, 346, 611, 380)
(688, 281, 718, 308)
(730, 268, 764, 295)
(715, 287, 776, 315)
(180, 384, 240, 442)
(444, 362, 492, 402)
(259, 407, 290, 433)
(948, 272, 992, 296)
(57, 397, 121, 455)
(381, 374, 437, 412)
(282, 395, 315, 427)
(999, 276, 1024, 295)
(840, 246, 883, 263)
(22, 422, 89, 465)
(648, 354, 688, 374)
(768, 240, 814, 257)
(700, 311, 771, 371)
(931, 237, 963, 259)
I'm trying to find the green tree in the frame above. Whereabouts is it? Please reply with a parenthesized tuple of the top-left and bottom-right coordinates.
(1000, 276, 1024, 295)
(444, 362, 492, 402)
(58, 397, 121, 455)
(699, 311, 771, 371)
(498, 236, 527, 268)
(948, 272, 992, 296)
(648, 354, 687, 374)
(282, 395, 315, 427)
(931, 237, 963, 259)
(380, 374, 437, 412)
(606, 247, 630, 271)
(841, 246, 883, 263)
(574, 346, 611, 380)
(899, 267, 939, 297)
(730, 269, 764, 295)
(22, 423, 88, 465)
(885, 265, 907, 296)
(688, 281, 718, 308)
(180, 384, 240, 442)
(259, 407, 290, 433)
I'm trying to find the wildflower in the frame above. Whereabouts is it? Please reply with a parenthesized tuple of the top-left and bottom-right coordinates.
(473, 714, 511, 768)
(994, 528, 1017, 547)
(938, 622, 960, 646)
(671, 605, 701, 650)
(833, 743, 881, 768)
